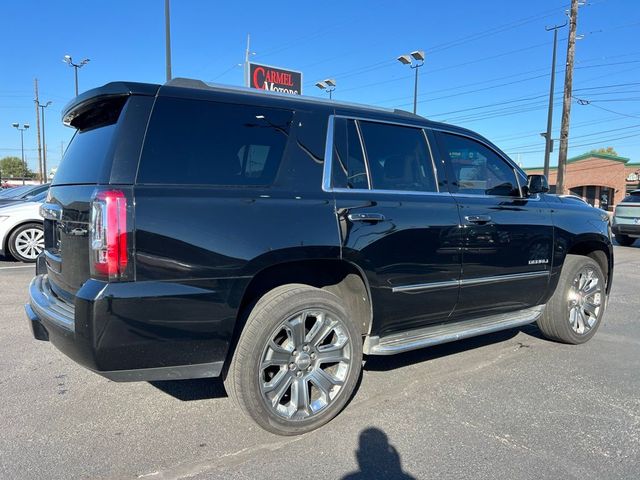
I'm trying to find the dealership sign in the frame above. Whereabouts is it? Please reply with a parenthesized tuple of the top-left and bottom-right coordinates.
(249, 62, 302, 95)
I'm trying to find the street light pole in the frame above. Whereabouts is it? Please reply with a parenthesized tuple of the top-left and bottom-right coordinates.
(11, 123, 30, 185)
(542, 22, 567, 179)
(63, 55, 90, 96)
(35, 101, 51, 181)
(397, 51, 425, 114)
(315, 79, 336, 99)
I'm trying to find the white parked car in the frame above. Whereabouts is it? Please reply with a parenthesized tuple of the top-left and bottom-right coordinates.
(0, 190, 47, 262)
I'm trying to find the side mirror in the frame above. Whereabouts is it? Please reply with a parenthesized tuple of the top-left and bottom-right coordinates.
(526, 174, 549, 195)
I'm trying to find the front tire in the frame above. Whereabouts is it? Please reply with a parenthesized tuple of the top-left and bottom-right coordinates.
(225, 284, 363, 435)
(537, 254, 607, 344)
(615, 234, 635, 246)
(8, 223, 44, 263)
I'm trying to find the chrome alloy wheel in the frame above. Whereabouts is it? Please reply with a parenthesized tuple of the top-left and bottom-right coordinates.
(259, 309, 352, 421)
(567, 265, 603, 335)
(14, 227, 44, 260)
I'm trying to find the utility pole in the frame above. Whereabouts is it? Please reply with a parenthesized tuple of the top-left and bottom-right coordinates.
(244, 33, 251, 87)
(34, 79, 43, 183)
(165, 0, 172, 81)
(542, 22, 566, 179)
(556, 0, 582, 195)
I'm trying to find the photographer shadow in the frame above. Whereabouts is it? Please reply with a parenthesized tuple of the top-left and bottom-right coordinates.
(342, 427, 416, 480)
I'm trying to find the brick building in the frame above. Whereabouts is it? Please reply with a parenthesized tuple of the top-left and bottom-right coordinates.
(525, 152, 640, 210)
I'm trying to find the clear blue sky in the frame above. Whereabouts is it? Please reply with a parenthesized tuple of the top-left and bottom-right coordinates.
(1, 0, 639, 174)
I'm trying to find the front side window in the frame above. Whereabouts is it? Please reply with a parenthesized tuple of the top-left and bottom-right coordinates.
(358, 121, 437, 192)
(138, 97, 292, 185)
(437, 132, 520, 196)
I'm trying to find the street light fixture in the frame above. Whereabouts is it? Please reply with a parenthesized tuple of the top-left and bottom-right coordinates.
(315, 78, 336, 99)
(63, 54, 90, 96)
(11, 123, 30, 185)
(34, 100, 52, 182)
(397, 50, 425, 114)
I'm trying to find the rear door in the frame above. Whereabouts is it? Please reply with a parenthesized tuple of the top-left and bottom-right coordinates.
(327, 115, 462, 336)
(432, 129, 553, 318)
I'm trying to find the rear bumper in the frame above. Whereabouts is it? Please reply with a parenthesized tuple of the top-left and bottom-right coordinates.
(25, 274, 243, 381)
(612, 223, 640, 236)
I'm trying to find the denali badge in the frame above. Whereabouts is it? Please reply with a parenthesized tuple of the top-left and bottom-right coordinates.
(528, 259, 549, 265)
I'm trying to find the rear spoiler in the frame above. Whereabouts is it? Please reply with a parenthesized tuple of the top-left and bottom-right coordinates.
(62, 81, 160, 127)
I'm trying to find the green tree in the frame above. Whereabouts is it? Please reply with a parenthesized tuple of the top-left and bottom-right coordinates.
(0, 156, 34, 178)
(589, 147, 619, 156)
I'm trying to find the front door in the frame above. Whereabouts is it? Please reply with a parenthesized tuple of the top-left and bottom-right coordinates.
(433, 130, 553, 319)
(327, 115, 462, 336)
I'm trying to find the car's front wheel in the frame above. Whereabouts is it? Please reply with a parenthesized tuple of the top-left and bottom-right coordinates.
(8, 223, 44, 263)
(225, 284, 363, 435)
(537, 254, 607, 344)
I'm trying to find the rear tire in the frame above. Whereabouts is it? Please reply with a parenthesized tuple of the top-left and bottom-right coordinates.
(7, 222, 44, 263)
(537, 254, 606, 344)
(224, 284, 363, 435)
(615, 234, 635, 246)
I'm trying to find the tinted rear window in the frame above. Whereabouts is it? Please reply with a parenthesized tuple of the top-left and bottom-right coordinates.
(53, 126, 116, 185)
(53, 97, 128, 185)
(137, 97, 293, 185)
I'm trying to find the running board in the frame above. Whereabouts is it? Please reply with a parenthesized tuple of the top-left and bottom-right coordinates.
(364, 305, 545, 355)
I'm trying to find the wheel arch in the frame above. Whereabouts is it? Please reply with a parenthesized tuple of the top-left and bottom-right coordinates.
(566, 238, 613, 294)
(226, 258, 373, 367)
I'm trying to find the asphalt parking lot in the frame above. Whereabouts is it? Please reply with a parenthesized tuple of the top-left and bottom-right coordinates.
(1, 247, 639, 480)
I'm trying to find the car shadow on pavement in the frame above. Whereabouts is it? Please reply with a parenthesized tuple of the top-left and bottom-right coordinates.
(149, 326, 539, 400)
(148, 378, 227, 401)
(341, 427, 416, 480)
(364, 327, 523, 372)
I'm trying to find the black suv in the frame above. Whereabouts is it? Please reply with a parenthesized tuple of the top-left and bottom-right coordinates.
(26, 79, 613, 435)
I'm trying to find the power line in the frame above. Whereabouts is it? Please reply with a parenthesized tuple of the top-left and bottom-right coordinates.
(302, 3, 575, 87)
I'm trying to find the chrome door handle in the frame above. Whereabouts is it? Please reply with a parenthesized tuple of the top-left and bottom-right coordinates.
(348, 213, 385, 222)
(465, 215, 492, 224)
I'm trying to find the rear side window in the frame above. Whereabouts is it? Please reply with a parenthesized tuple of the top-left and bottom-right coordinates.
(138, 97, 293, 185)
(437, 132, 520, 197)
(359, 121, 437, 192)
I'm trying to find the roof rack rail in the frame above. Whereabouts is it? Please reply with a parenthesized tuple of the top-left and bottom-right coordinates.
(393, 108, 426, 120)
(164, 77, 399, 115)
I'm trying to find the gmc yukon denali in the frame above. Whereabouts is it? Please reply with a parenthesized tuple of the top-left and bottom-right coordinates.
(26, 79, 613, 435)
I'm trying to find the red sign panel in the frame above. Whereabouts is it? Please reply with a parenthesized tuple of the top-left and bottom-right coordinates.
(249, 62, 302, 95)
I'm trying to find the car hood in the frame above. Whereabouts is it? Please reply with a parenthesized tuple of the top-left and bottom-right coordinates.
(0, 199, 25, 208)
(0, 201, 43, 217)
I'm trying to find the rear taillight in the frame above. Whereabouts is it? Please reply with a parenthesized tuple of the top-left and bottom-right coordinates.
(90, 190, 128, 280)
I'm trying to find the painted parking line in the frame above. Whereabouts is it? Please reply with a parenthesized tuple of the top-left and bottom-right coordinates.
(0, 265, 34, 270)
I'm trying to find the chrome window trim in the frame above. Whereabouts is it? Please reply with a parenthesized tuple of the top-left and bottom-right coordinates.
(322, 115, 334, 192)
(422, 129, 440, 193)
(330, 188, 451, 197)
(392, 270, 549, 293)
(353, 119, 372, 189)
